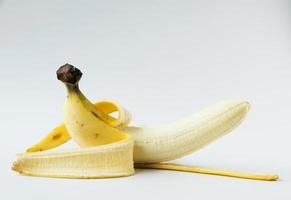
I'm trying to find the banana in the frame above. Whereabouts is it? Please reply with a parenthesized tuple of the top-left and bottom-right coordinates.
(12, 64, 278, 181)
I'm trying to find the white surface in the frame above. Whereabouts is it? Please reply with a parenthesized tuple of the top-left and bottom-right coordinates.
(0, 0, 290, 199)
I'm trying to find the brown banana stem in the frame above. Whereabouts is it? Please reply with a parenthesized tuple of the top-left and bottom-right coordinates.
(134, 163, 279, 181)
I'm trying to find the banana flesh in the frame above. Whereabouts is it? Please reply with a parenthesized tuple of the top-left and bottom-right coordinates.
(127, 100, 250, 163)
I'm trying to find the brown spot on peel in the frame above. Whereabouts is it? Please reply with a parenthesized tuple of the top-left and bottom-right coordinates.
(52, 133, 62, 140)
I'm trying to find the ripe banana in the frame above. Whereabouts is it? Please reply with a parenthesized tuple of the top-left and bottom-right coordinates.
(12, 64, 278, 181)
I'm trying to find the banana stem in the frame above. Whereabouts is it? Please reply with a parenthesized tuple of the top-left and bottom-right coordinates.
(134, 163, 279, 181)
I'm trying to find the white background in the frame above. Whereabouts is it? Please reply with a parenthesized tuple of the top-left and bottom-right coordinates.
(0, 0, 290, 199)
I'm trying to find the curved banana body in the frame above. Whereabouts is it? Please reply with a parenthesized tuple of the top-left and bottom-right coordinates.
(125, 100, 250, 163)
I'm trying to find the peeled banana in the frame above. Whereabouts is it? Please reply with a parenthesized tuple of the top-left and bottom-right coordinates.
(12, 64, 278, 181)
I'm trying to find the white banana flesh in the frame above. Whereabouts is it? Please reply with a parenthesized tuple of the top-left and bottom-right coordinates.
(126, 100, 250, 163)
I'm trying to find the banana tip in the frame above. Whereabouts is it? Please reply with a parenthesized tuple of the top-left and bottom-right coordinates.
(269, 175, 279, 181)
